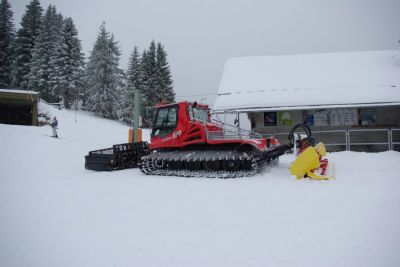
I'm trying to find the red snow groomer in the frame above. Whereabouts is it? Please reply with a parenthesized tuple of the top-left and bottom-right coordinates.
(139, 101, 309, 178)
(86, 101, 332, 179)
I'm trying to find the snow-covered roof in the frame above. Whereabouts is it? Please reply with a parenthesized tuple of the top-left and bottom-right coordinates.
(213, 50, 400, 113)
(0, 89, 39, 95)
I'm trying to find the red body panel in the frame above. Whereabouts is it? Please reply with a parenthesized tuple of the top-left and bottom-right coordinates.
(150, 102, 276, 152)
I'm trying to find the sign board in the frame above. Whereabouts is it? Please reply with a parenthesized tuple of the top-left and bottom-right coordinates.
(305, 115, 314, 126)
(264, 112, 277, 126)
(278, 111, 293, 126)
(344, 108, 358, 126)
(314, 110, 328, 126)
(329, 109, 344, 126)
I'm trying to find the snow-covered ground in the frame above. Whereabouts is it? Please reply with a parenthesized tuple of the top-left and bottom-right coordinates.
(1, 104, 400, 267)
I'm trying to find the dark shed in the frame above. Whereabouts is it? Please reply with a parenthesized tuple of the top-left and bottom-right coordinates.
(0, 89, 39, 126)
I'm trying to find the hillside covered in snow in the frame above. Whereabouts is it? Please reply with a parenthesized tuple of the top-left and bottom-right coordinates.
(1, 104, 400, 267)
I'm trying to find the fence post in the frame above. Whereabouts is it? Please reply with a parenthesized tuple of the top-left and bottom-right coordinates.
(389, 129, 392, 150)
(346, 130, 350, 151)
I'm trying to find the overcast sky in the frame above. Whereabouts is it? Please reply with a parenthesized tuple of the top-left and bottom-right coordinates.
(12, 0, 400, 106)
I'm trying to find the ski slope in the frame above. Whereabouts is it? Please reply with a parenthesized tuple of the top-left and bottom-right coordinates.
(1, 104, 400, 267)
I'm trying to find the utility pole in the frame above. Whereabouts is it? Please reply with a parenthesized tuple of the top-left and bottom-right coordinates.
(133, 89, 142, 142)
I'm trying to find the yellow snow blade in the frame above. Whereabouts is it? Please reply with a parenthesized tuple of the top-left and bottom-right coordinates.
(290, 146, 320, 179)
(306, 170, 331, 180)
(289, 143, 333, 180)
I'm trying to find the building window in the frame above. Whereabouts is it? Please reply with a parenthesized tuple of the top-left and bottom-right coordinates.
(360, 109, 377, 126)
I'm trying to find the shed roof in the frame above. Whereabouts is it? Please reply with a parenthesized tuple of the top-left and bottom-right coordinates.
(0, 89, 39, 105)
(213, 50, 400, 113)
(0, 89, 38, 95)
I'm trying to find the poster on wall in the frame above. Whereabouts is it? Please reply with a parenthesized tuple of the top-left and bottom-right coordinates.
(305, 115, 314, 126)
(329, 109, 344, 126)
(360, 109, 377, 125)
(314, 110, 328, 126)
(278, 111, 293, 126)
(264, 112, 277, 126)
(344, 108, 358, 126)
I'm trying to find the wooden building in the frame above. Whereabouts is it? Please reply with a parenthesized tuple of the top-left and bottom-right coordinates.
(213, 50, 400, 151)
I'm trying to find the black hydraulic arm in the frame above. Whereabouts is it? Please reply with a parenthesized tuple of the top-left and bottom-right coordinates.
(262, 124, 313, 162)
(262, 144, 292, 162)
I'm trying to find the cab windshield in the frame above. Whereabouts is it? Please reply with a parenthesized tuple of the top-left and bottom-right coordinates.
(152, 105, 178, 137)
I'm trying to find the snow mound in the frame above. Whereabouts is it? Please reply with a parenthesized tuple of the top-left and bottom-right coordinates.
(1, 103, 399, 267)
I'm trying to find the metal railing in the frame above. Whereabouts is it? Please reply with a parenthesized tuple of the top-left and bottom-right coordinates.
(391, 129, 400, 150)
(311, 130, 348, 150)
(200, 118, 263, 141)
(195, 120, 399, 151)
(40, 99, 63, 110)
(348, 129, 391, 151)
(262, 128, 400, 152)
(264, 130, 347, 150)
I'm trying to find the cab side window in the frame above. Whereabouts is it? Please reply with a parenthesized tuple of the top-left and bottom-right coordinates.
(188, 106, 194, 121)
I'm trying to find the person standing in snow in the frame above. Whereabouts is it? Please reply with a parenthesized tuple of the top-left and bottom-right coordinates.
(50, 116, 58, 138)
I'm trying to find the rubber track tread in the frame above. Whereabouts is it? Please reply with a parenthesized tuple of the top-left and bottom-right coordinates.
(139, 149, 265, 178)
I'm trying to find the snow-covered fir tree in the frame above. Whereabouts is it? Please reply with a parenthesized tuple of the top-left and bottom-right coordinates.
(138, 49, 151, 123)
(50, 17, 85, 109)
(11, 0, 42, 89)
(156, 42, 175, 102)
(137, 41, 175, 123)
(139, 50, 148, 98)
(84, 22, 124, 119)
(28, 5, 63, 102)
(119, 46, 141, 122)
(0, 0, 15, 88)
(116, 72, 129, 121)
(142, 41, 158, 107)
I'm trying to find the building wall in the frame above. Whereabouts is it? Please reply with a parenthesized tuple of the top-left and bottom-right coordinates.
(376, 106, 400, 126)
(249, 106, 400, 151)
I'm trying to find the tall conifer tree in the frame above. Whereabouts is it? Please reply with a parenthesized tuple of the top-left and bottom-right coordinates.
(28, 5, 63, 101)
(138, 49, 151, 122)
(127, 46, 141, 92)
(11, 0, 42, 89)
(120, 46, 141, 122)
(0, 0, 15, 87)
(84, 22, 123, 119)
(141, 41, 158, 108)
(137, 41, 175, 122)
(156, 42, 174, 102)
(50, 17, 85, 108)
